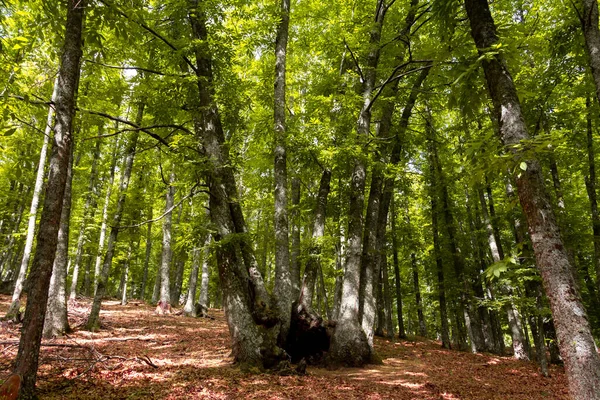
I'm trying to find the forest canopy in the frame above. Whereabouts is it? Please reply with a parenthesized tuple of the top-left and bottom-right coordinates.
(1, 0, 600, 398)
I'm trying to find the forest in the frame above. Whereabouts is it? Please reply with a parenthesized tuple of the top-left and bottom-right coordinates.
(1, 0, 600, 398)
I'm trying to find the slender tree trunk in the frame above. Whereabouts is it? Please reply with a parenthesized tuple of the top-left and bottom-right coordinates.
(93, 135, 120, 295)
(139, 208, 153, 301)
(301, 169, 331, 309)
(466, 0, 600, 396)
(432, 198, 450, 348)
(479, 188, 528, 359)
(151, 264, 160, 304)
(184, 245, 202, 316)
(5, 79, 58, 318)
(199, 239, 210, 307)
(171, 258, 185, 306)
(582, 0, 600, 106)
(70, 135, 102, 300)
(381, 246, 394, 339)
(390, 198, 406, 339)
(273, 0, 293, 344)
(43, 143, 74, 338)
(290, 178, 301, 299)
(158, 171, 175, 311)
(85, 104, 143, 331)
(121, 243, 133, 305)
(13, 2, 84, 396)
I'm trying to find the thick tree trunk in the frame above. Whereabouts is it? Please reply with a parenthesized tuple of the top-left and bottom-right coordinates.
(43, 143, 74, 338)
(70, 135, 102, 300)
(331, 1, 390, 365)
(13, 2, 84, 396)
(85, 104, 143, 331)
(93, 135, 120, 295)
(188, 1, 285, 369)
(199, 239, 210, 307)
(159, 172, 175, 310)
(301, 169, 331, 309)
(273, 0, 293, 345)
(6, 80, 58, 318)
(390, 198, 406, 338)
(466, 0, 600, 397)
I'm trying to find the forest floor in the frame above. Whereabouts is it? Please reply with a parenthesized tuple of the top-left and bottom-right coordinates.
(0, 294, 569, 399)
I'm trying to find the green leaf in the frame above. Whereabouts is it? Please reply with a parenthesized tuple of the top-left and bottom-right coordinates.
(519, 162, 527, 171)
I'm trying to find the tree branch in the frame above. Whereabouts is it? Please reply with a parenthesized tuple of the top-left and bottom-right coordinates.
(83, 59, 188, 78)
(343, 38, 365, 82)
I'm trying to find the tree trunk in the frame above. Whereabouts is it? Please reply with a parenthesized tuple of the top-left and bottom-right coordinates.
(140, 203, 153, 300)
(390, 197, 406, 339)
(479, 187, 528, 360)
(70, 133, 102, 300)
(582, 0, 600, 106)
(330, 1, 388, 366)
(85, 104, 143, 331)
(188, 1, 285, 369)
(159, 171, 175, 311)
(184, 245, 202, 316)
(93, 135, 120, 295)
(381, 246, 394, 339)
(273, 0, 293, 345)
(301, 169, 331, 309)
(5, 79, 58, 318)
(43, 142, 74, 338)
(290, 178, 301, 299)
(466, 0, 600, 396)
(120, 243, 133, 306)
(13, 2, 84, 396)
(199, 239, 210, 307)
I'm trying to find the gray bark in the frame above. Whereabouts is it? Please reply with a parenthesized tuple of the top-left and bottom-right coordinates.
(43, 142, 74, 338)
(582, 0, 600, 106)
(6, 79, 58, 318)
(466, 0, 600, 397)
(160, 171, 175, 309)
(140, 203, 153, 300)
(301, 169, 331, 309)
(120, 243, 133, 305)
(13, 2, 84, 396)
(273, 0, 293, 344)
(390, 198, 406, 339)
(199, 240, 210, 307)
(330, 0, 388, 366)
(93, 135, 120, 295)
(290, 178, 301, 299)
(184, 245, 202, 316)
(70, 134, 102, 300)
(188, 1, 284, 368)
(85, 104, 143, 331)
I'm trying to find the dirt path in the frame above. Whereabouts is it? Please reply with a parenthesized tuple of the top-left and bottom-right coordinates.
(0, 295, 568, 399)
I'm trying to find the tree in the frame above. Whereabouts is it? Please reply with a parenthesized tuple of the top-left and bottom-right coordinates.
(12, 1, 85, 396)
(464, 0, 600, 397)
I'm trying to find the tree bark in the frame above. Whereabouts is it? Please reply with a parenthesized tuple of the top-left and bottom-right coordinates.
(188, 1, 284, 369)
(273, 0, 293, 345)
(13, 1, 84, 396)
(70, 133, 102, 300)
(184, 244, 202, 316)
(43, 142, 74, 338)
(140, 203, 153, 300)
(85, 104, 143, 331)
(159, 171, 175, 310)
(93, 135, 120, 295)
(301, 169, 331, 309)
(582, 0, 600, 106)
(390, 197, 406, 339)
(6, 79, 58, 318)
(330, 0, 388, 366)
(290, 178, 301, 299)
(466, 0, 600, 397)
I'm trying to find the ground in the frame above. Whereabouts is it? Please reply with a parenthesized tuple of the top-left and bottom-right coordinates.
(0, 294, 569, 399)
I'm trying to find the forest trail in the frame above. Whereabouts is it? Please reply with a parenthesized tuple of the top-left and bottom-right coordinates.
(0, 295, 568, 399)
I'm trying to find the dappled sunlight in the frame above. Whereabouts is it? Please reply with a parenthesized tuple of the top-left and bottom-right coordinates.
(0, 294, 570, 399)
